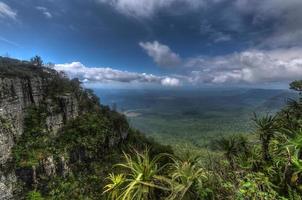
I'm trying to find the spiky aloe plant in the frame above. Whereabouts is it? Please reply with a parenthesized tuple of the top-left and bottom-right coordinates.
(285, 130, 302, 190)
(253, 114, 278, 162)
(103, 149, 170, 200)
(103, 173, 126, 199)
(166, 155, 208, 200)
(214, 135, 248, 169)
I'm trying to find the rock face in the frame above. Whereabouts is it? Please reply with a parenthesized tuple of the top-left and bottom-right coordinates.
(0, 58, 131, 199)
(0, 75, 79, 199)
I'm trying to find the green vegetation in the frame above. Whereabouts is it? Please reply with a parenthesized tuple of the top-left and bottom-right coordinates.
(7, 56, 171, 199)
(0, 56, 53, 78)
(13, 106, 50, 168)
(97, 88, 296, 154)
(30, 55, 43, 67)
(104, 81, 302, 199)
(104, 149, 170, 200)
(12, 101, 151, 198)
(12, 109, 170, 199)
(290, 80, 302, 93)
(26, 191, 44, 200)
(6, 57, 302, 199)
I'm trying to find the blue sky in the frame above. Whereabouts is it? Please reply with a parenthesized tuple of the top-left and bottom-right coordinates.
(1, 0, 302, 88)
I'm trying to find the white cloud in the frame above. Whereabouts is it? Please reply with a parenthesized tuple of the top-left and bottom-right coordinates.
(97, 0, 205, 18)
(53, 62, 181, 87)
(44, 11, 52, 18)
(139, 41, 181, 67)
(52, 48, 302, 87)
(161, 77, 181, 86)
(0, 36, 19, 47)
(0, 2, 17, 20)
(36, 6, 52, 19)
(185, 48, 302, 84)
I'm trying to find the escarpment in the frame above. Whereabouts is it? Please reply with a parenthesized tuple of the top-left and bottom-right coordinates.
(0, 57, 131, 199)
(0, 76, 78, 163)
(0, 73, 61, 199)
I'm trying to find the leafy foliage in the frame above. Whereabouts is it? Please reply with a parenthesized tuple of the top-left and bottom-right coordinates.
(13, 106, 51, 168)
(8, 59, 302, 200)
(30, 55, 43, 67)
(105, 80, 302, 200)
(26, 190, 44, 200)
(104, 149, 170, 200)
(290, 80, 302, 92)
(253, 114, 278, 161)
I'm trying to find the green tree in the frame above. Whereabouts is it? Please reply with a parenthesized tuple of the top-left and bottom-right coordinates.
(30, 55, 43, 67)
(290, 80, 302, 93)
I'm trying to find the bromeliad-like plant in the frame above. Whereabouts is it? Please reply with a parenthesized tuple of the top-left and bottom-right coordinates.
(103, 173, 126, 199)
(285, 130, 302, 190)
(103, 149, 170, 200)
(166, 154, 209, 200)
(287, 129, 302, 156)
(253, 114, 278, 162)
(214, 136, 238, 169)
(214, 135, 249, 169)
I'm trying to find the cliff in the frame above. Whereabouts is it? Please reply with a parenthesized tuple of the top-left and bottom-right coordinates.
(0, 57, 133, 199)
(0, 58, 80, 198)
(0, 76, 79, 161)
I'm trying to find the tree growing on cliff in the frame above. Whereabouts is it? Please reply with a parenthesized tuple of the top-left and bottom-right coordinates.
(290, 80, 302, 93)
(30, 55, 43, 67)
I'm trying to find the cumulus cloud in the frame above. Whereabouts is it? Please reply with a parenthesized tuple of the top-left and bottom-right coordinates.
(139, 41, 181, 67)
(185, 48, 302, 84)
(161, 77, 181, 86)
(53, 62, 180, 87)
(52, 49, 302, 87)
(0, 2, 17, 20)
(97, 0, 205, 18)
(138, 40, 302, 85)
(36, 6, 52, 19)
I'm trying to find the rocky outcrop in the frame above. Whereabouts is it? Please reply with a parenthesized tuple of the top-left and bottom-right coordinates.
(45, 95, 79, 134)
(58, 156, 69, 178)
(0, 58, 132, 199)
(0, 77, 45, 164)
(0, 75, 79, 199)
(0, 170, 15, 200)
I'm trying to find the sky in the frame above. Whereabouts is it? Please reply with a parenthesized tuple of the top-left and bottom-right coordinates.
(1, 0, 302, 88)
